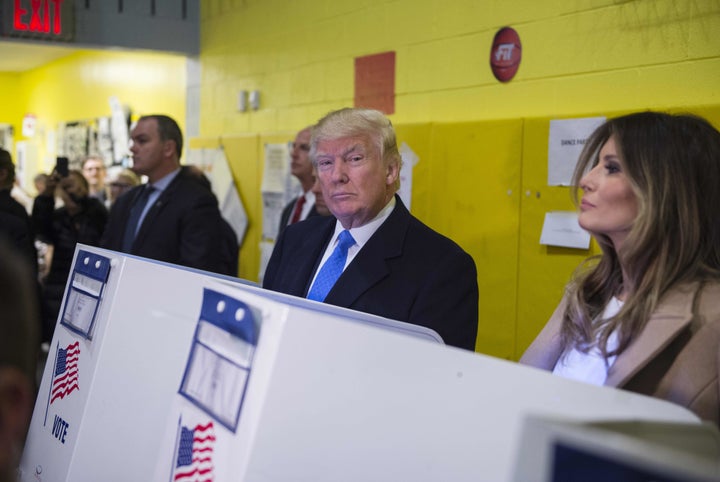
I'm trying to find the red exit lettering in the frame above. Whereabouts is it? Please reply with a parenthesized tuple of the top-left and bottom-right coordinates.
(13, 0, 65, 35)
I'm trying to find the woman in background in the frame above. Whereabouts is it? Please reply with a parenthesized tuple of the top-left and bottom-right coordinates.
(32, 169, 108, 342)
(520, 111, 720, 426)
(107, 167, 140, 207)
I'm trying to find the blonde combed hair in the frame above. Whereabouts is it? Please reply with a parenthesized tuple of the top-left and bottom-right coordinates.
(310, 107, 402, 192)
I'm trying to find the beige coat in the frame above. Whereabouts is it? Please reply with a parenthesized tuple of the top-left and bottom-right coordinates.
(520, 281, 720, 426)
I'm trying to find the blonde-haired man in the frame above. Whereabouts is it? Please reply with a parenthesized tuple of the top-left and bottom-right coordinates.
(264, 108, 478, 350)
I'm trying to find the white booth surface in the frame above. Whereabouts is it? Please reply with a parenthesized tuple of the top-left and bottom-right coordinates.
(19, 246, 705, 482)
(512, 416, 720, 482)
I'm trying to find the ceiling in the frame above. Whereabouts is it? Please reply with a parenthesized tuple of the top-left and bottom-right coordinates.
(0, 41, 79, 73)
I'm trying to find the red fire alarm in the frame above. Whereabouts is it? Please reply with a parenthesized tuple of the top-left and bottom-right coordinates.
(490, 27, 522, 82)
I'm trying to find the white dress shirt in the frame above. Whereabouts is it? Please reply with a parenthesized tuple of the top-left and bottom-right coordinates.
(308, 197, 396, 289)
(552, 296, 623, 386)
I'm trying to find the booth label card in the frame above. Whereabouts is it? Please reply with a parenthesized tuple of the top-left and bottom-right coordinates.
(179, 288, 259, 432)
(60, 250, 111, 339)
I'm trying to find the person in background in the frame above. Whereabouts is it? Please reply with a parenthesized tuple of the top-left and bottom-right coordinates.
(32, 169, 108, 342)
(10, 179, 34, 214)
(277, 126, 322, 235)
(180, 164, 240, 276)
(31, 173, 52, 282)
(0, 148, 37, 273)
(101, 115, 228, 275)
(264, 108, 478, 350)
(33, 173, 48, 196)
(82, 156, 108, 205)
(310, 169, 331, 217)
(107, 167, 140, 207)
(0, 238, 40, 482)
(520, 112, 720, 426)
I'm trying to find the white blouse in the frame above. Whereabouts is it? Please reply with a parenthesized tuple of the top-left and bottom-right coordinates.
(552, 297, 623, 386)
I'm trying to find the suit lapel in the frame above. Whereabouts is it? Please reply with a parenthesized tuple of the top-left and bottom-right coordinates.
(308, 205, 319, 219)
(297, 220, 336, 296)
(605, 283, 698, 387)
(112, 186, 144, 249)
(132, 178, 176, 249)
(122, 186, 145, 224)
(325, 196, 408, 307)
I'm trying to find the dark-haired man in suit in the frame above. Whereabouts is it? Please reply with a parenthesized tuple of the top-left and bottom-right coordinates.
(263, 108, 478, 350)
(101, 115, 229, 275)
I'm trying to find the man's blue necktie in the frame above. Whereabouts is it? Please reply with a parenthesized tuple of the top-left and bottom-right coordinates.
(307, 230, 355, 302)
(121, 185, 154, 252)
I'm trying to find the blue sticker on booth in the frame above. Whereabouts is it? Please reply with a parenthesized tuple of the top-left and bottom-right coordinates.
(178, 289, 260, 432)
(59, 250, 112, 339)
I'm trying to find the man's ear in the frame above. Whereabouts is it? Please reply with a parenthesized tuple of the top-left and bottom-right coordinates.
(385, 159, 400, 186)
(0, 368, 33, 470)
(162, 140, 176, 158)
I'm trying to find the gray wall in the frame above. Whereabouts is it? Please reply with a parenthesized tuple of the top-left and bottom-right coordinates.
(74, 0, 199, 55)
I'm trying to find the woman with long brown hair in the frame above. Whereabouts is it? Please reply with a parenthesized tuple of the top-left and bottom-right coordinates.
(521, 111, 720, 426)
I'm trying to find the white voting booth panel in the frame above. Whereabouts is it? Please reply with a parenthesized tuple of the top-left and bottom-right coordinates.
(20, 246, 700, 482)
(512, 416, 720, 481)
(19, 245, 439, 482)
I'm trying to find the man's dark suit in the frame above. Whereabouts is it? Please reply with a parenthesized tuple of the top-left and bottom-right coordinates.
(1, 190, 42, 341)
(0, 190, 36, 274)
(277, 195, 320, 236)
(264, 196, 478, 350)
(101, 170, 230, 275)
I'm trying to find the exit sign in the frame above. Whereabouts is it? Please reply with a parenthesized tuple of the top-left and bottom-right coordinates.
(1, 0, 75, 42)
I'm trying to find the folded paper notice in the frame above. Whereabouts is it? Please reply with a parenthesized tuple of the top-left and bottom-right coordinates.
(540, 211, 591, 249)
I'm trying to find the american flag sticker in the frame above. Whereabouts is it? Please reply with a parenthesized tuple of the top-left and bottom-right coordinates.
(50, 342, 80, 404)
(43, 341, 81, 426)
(173, 420, 216, 482)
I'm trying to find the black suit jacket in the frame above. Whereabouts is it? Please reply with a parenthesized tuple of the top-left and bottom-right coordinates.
(264, 196, 479, 350)
(0, 190, 37, 275)
(278, 195, 320, 236)
(101, 170, 229, 275)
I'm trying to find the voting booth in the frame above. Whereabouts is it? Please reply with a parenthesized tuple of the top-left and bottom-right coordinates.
(20, 245, 712, 481)
(512, 416, 720, 482)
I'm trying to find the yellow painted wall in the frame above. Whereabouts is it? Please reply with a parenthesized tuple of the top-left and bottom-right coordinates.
(196, 0, 720, 356)
(20, 50, 187, 129)
(0, 72, 26, 142)
(1, 50, 187, 183)
(199, 0, 720, 133)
